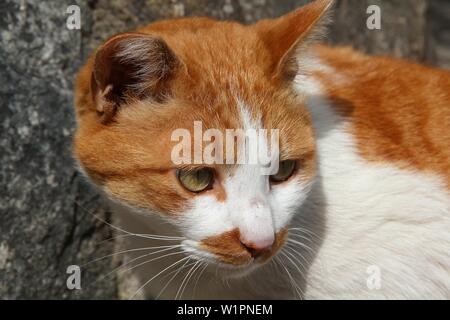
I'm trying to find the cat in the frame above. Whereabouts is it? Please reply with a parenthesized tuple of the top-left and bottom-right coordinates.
(73, 0, 450, 299)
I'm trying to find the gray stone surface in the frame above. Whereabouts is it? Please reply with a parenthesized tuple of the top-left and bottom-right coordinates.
(0, 0, 116, 299)
(330, 0, 428, 60)
(427, 0, 450, 68)
(0, 0, 448, 299)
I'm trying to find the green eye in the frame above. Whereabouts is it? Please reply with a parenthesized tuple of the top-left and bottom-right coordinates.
(270, 160, 297, 183)
(177, 168, 214, 193)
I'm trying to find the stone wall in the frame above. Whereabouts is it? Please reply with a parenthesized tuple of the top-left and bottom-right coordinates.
(1, 0, 448, 299)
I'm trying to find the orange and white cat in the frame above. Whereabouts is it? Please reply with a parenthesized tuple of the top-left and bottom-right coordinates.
(73, 0, 450, 299)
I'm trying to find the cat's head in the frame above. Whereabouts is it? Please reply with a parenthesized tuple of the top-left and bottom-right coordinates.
(74, 0, 333, 277)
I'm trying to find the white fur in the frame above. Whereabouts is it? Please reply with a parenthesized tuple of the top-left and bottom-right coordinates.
(296, 73, 450, 299)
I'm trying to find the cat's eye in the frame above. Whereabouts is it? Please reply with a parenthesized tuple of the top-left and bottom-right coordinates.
(177, 168, 214, 193)
(270, 160, 297, 183)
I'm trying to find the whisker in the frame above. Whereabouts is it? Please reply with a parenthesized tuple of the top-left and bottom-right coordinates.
(280, 249, 306, 280)
(88, 246, 182, 288)
(288, 232, 315, 244)
(161, 260, 197, 281)
(175, 261, 200, 300)
(75, 201, 185, 242)
(95, 233, 138, 246)
(95, 233, 184, 246)
(192, 262, 208, 299)
(179, 260, 203, 300)
(286, 238, 315, 256)
(156, 259, 194, 300)
(75, 201, 138, 235)
(275, 255, 303, 300)
(175, 262, 197, 300)
(270, 256, 283, 274)
(129, 234, 184, 241)
(288, 227, 321, 240)
(120, 250, 185, 279)
(129, 255, 191, 300)
(285, 243, 311, 267)
(81, 244, 182, 267)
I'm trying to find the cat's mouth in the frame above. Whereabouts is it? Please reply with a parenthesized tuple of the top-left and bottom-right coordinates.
(181, 229, 287, 278)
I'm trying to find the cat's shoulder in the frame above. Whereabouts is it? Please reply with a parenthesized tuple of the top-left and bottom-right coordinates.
(305, 45, 450, 189)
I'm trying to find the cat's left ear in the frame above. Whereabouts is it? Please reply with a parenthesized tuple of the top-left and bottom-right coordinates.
(256, 0, 334, 80)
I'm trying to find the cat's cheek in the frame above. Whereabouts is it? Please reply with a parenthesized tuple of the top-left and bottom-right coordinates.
(269, 177, 314, 231)
(177, 196, 234, 242)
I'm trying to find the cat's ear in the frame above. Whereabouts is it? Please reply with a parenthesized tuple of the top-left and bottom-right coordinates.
(91, 33, 181, 123)
(256, 0, 334, 80)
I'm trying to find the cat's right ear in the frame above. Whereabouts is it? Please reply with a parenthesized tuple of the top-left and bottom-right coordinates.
(91, 33, 181, 124)
(256, 0, 334, 80)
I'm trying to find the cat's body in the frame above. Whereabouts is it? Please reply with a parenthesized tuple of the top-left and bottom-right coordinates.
(297, 47, 450, 299)
(74, 0, 450, 299)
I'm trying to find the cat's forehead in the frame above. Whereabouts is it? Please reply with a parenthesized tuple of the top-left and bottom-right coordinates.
(146, 18, 266, 60)
(147, 20, 273, 85)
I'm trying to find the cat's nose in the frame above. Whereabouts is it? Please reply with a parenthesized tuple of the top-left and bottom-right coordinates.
(240, 236, 274, 258)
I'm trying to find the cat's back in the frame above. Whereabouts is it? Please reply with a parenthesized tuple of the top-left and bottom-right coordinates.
(312, 45, 450, 189)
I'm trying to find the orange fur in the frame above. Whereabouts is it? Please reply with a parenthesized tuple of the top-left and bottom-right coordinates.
(200, 229, 287, 266)
(313, 45, 450, 188)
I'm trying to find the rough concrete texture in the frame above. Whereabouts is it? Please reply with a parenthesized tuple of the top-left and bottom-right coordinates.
(1, 0, 448, 299)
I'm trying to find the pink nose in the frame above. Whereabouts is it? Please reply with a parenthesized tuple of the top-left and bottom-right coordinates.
(240, 236, 275, 258)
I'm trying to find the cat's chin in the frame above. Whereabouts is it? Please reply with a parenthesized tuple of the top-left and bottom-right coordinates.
(214, 262, 262, 279)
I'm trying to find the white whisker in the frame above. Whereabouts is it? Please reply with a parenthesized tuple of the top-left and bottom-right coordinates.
(121, 250, 185, 278)
(75, 201, 184, 242)
(89, 246, 182, 289)
(82, 244, 182, 267)
(281, 249, 306, 278)
(275, 256, 303, 300)
(286, 238, 315, 256)
(95, 233, 184, 246)
(288, 227, 321, 240)
(129, 255, 191, 300)
(156, 258, 194, 300)
(175, 261, 200, 300)
(285, 243, 311, 266)
(179, 260, 203, 300)
(192, 262, 208, 299)
(288, 232, 315, 244)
